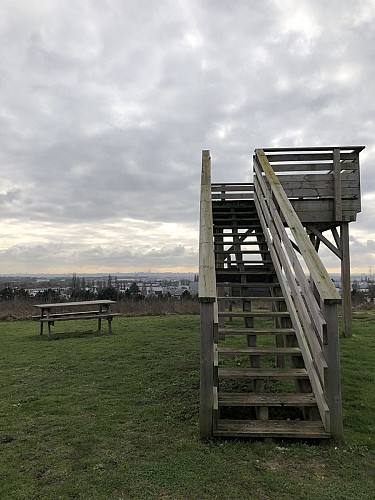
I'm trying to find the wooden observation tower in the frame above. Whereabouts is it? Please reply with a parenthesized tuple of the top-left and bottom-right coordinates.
(199, 146, 363, 440)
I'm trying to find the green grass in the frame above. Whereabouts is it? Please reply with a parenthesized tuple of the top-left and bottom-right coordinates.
(0, 314, 374, 499)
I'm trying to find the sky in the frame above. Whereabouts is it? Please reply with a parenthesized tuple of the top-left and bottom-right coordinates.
(0, 0, 374, 275)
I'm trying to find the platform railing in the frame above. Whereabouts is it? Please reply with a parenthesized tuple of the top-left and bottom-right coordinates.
(254, 149, 343, 438)
(199, 150, 218, 440)
(262, 146, 363, 222)
(211, 183, 254, 201)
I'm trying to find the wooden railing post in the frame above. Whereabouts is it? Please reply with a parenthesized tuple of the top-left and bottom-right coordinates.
(199, 150, 216, 440)
(200, 300, 215, 440)
(323, 302, 343, 439)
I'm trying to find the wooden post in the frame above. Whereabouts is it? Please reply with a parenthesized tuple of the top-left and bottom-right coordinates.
(200, 300, 214, 440)
(333, 148, 342, 221)
(199, 150, 216, 440)
(323, 302, 343, 439)
(341, 222, 352, 338)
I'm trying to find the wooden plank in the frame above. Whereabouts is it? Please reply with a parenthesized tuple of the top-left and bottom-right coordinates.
(279, 173, 335, 184)
(40, 313, 119, 322)
(218, 368, 308, 379)
(272, 163, 333, 172)
(323, 302, 343, 438)
(218, 392, 315, 406)
(216, 282, 281, 287)
(291, 203, 359, 223)
(216, 296, 284, 301)
(218, 346, 301, 355)
(214, 420, 330, 438)
(34, 300, 116, 309)
(199, 150, 216, 301)
(211, 184, 254, 191)
(218, 311, 289, 318)
(341, 222, 352, 338)
(200, 301, 215, 440)
(38, 310, 101, 318)
(262, 146, 364, 152)
(284, 187, 335, 198)
(333, 148, 342, 221)
(212, 193, 254, 200)
(218, 328, 295, 335)
(215, 270, 275, 275)
(265, 152, 357, 162)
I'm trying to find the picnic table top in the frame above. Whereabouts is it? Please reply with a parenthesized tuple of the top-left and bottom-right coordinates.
(34, 300, 116, 309)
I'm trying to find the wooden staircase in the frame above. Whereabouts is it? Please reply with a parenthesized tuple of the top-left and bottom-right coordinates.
(199, 149, 345, 441)
(212, 200, 329, 439)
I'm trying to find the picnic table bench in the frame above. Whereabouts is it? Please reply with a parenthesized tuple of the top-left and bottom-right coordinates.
(33, 300, 120, 337)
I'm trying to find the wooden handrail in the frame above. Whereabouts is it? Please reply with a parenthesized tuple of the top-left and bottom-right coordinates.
(254, 148, 343, 437)
(255, 149, 340, 305)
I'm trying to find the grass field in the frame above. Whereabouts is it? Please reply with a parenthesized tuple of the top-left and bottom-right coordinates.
(0, 312, 374, 499)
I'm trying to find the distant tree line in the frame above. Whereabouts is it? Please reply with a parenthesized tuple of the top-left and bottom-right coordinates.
(0, 274, 194, 303)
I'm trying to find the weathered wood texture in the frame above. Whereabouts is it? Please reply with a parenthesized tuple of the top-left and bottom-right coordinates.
(200, 301, 215, 440)
(199, 151, 217, 439)
(199, 151, 216, 301)
(340, 222, 352, 338)
(262, 146, 364, 223)
(33, 300, 118, 336)
(254, 149, 343, 436)
(254, 150, 341, 305)
(211, 183, 254, 200)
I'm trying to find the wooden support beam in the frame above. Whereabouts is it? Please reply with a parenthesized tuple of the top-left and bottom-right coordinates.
(200, 301, 215, 440)
(333, 148, 342, 221)
(306, 224, 342, 259)
(341, 222, 352, 338)
(323, 302, 343, 439)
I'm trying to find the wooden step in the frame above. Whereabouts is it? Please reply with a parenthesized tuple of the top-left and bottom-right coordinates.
(215, 250, 268, 255)
(216, 282, 281, 287)
(218, 262, 272, 269)
(218, 368, 308, 379)
(213, 221, 260, 227)
(217, 297, 285, 302)
(212, 211, 258, 216)
(218, 346, 301, 356)
(218, 392, 315, 407)
(213, 225, 262, 229)
(214, 232, 264, 237)
(218, 328, 295, 335)
(214, 240, 264, 245)
(218, 311, 290, 318)
(213, 420, 330, 439)
(216, 270, 276, 276)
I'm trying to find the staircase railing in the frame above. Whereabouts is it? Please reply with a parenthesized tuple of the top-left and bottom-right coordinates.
(253, 149, 343, 438)
(199, 150, 218, 439)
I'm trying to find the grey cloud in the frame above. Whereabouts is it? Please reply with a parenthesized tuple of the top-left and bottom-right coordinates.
(0, 0, 374, 272)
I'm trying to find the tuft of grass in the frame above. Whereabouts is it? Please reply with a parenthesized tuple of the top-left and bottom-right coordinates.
(0, 314, 374, 499)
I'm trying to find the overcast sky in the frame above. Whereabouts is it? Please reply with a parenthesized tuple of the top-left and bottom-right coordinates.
(1, 0, 374, 275)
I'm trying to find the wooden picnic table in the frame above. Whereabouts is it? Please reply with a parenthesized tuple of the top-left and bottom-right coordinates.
(33, 300, 119, 337)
